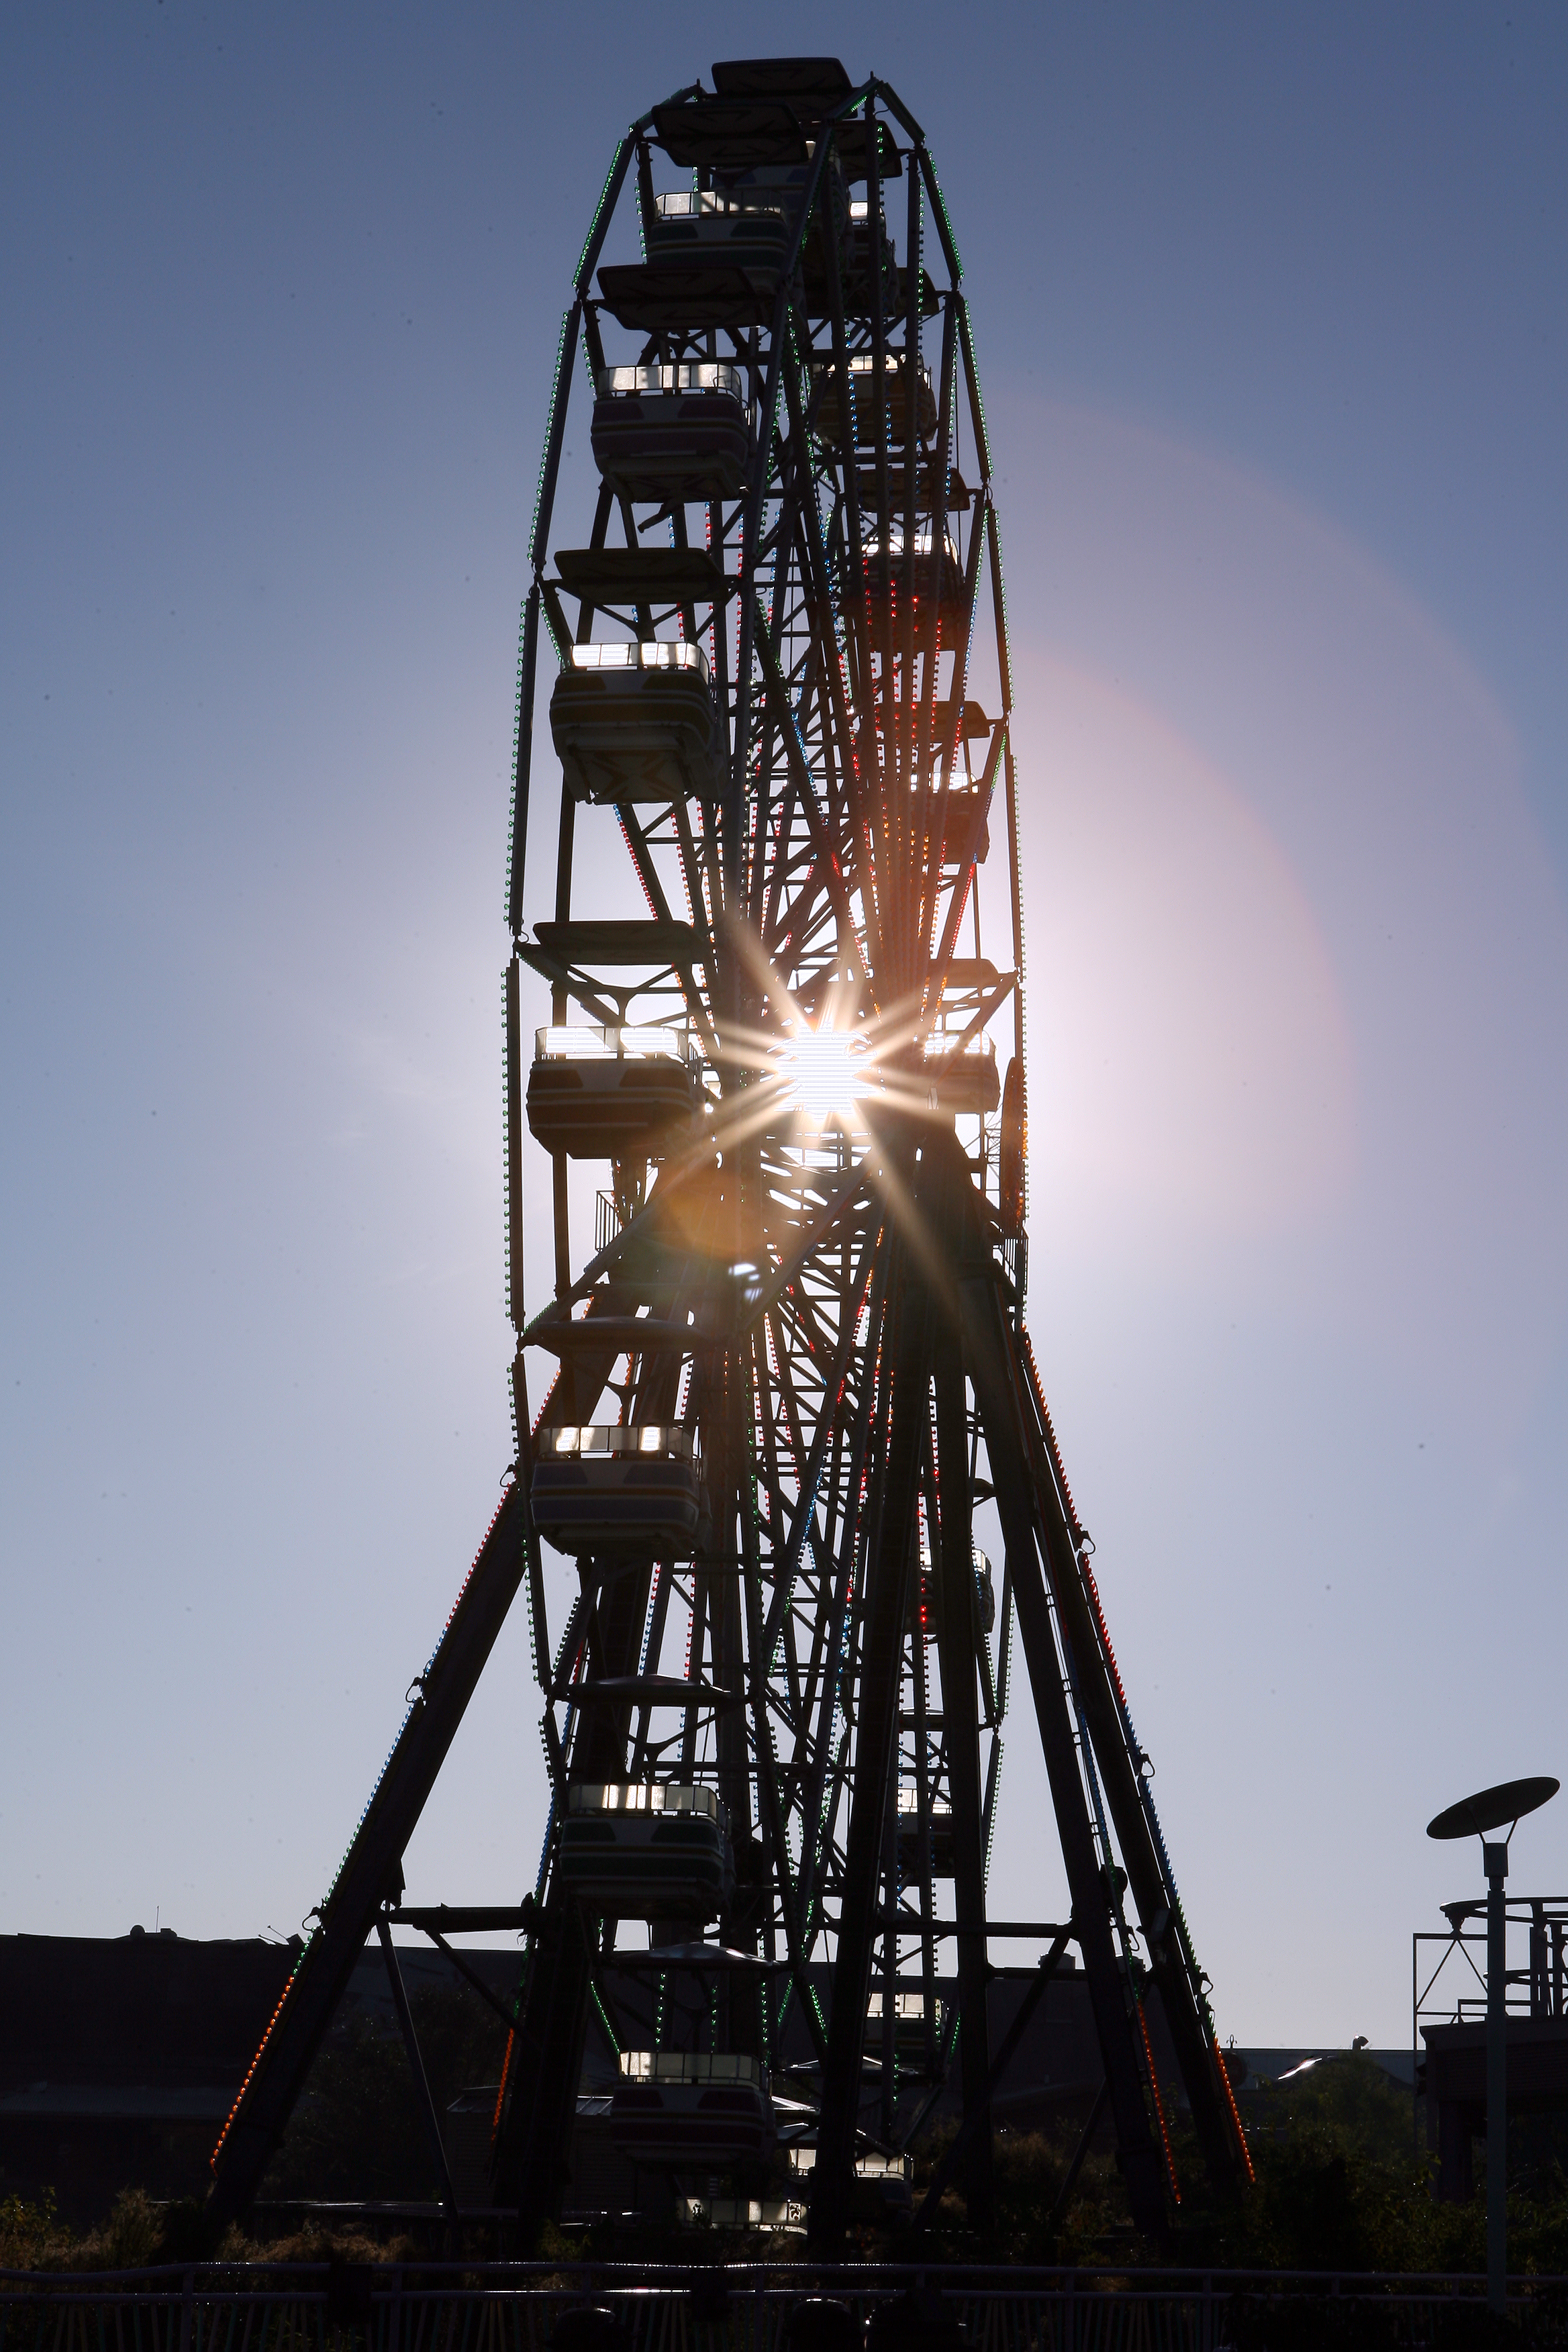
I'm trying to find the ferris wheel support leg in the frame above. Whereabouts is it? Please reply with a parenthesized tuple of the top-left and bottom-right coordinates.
(205, 1484, 528, 2228)
(959, 1273, 1170, 2241)
(932, 1342, 997, 2233)
(1016, 1349, 1246, 2194)
(808, 1238, 935, 2251)
(716, 1428, 764, 2055)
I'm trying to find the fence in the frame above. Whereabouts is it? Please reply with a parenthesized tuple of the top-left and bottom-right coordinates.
(5, 2264, 1568, 2352)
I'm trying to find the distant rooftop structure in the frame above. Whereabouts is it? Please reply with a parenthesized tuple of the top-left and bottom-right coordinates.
(1416, 1888, 1568, 2200)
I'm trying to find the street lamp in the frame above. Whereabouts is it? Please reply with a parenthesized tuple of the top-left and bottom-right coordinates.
(1427, 1775, 1559, 2318)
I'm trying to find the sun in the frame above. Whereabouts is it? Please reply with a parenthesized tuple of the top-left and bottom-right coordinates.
(774, 1026, 871, 1126)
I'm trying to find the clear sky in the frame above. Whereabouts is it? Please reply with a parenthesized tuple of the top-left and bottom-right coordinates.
(3, 4, 1566, 2049)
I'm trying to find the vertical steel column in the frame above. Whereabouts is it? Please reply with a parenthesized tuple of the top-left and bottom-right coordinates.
(491, 1890, 593, 2227)
(932, 1337, 994, 2230)
(716, 1324, 761, 2057)
(1486, 1839, 1508, 2315)
(812, 1178, 933, 2249)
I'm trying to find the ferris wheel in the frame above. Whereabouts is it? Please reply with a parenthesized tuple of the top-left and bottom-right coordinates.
(208, 56, 1251, 2248)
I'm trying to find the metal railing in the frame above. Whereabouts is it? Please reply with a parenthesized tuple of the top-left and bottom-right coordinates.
(5, 2262, 1567, 2352)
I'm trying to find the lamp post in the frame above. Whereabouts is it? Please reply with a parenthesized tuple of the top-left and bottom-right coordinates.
(1428, 1775, 1559, 2318)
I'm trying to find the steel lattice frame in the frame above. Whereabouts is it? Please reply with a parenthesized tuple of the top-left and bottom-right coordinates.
(207, 60, 1251, 2251)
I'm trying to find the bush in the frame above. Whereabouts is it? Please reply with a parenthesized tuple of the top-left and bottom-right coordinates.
(0, 2187, 219, 2272)
(0, 2190, 71, 2269)
(902, 2114, 1131, 2261)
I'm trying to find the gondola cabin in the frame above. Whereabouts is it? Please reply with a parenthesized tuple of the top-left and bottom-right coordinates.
(558, 1781, 734, 1920)
(877, 695, 991, 753)
(974, 1545, 996, 1634)
(867, 1988, 947, 2063)
(813, 350, 935, 446)
(591, 361, 750, 503)
(791, 2144, 914, 2222)
(846, 194, 891, 260)
(920, 1032, 1000, 1115)
(895, 1784, 956, 1876)
(550, 639, 721, 803)
(719, 145, 840, 222)
(916, 1536, 996, 1634)
(895, 776, 989, 867)
(930, 784, 990, 867)
(646, 190, 791, 279)
(526, 1024, 703, 1161)
(680, 2192, 807, 2232)
(855, 525, 965, 641)
(530, 1422, 703, 1557)
(801, 193, 895, 317)
(611, 2050, 776, 2167)
(871, 701, 993, 861)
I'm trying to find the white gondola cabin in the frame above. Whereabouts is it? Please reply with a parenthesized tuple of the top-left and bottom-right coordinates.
(530, 1423, 703, 1557)
(895, 1784, 955, 1875)
(526, 1024, 703, 1161)
(867, 1986, 947, 2057)
(591, 362, 750, 503)
(920, 1032, 999, 1115)
(791, 2144, 914, 2222)
(550, 640, 721, 803)
(611, 2049, 776, 2168)
(646, 190, 791, 277)
(916, 1536, 996, 1634)
(975, 1545, 996, 1634)
(558, 1781, 734, 1920)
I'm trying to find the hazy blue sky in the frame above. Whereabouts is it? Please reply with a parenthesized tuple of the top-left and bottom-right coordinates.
(3, 4, 1566, 2049)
